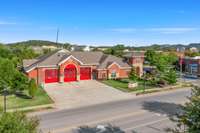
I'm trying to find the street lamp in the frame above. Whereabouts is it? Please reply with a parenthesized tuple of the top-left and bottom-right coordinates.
(143, 71, 146, 92)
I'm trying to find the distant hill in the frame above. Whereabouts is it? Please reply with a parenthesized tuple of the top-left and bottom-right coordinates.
(7, 40, 65, 47)
(126, 43, 200, 51)
(5, 40, 200, 51)
(188, 43, 200, 49)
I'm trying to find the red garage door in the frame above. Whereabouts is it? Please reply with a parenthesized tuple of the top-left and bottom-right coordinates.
(80, 67, 91, 80)
(45, 69, 59, 83)
(64, 64, 77, 82)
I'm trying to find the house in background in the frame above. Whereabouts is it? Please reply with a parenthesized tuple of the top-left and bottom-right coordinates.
(182, 56, 200, 77)
(70, 45, 91, 51)
(23, 49, 144, 84)
(189, 47, 199, 53)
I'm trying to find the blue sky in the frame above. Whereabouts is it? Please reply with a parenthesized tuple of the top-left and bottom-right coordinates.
(0, 0, 200, 46)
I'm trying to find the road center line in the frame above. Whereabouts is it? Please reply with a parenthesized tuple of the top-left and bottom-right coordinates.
(45, 110, 148, 133)
(124, 117, 169, 131)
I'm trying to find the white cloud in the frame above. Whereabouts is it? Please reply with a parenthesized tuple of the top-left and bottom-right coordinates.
(0, 21, 16, 25)
(146, 27, 199, 34)
(111, 28, 136, 33)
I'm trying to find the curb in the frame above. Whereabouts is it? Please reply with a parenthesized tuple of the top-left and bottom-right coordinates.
(7, 104, 54, 112)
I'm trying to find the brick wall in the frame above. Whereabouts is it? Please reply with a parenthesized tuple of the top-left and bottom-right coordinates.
(59, 58, 81, 82)
(97, 64, 131, 80)
(128, 57, 144, 77)
(97, 70, 108, 79)
(27, 68, 50, 84)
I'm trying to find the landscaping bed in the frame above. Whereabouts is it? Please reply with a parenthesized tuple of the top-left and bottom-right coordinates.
(101, 79, 192, 94)
(101, 79, 155, 92)
(0, 87, 53, 110)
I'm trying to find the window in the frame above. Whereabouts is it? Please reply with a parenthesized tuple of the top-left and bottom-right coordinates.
(189, 64, 198, 74)
(102, 73, 107, 79)
(111, 70, 116, 78)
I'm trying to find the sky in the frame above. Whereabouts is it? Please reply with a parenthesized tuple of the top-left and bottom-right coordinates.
(0, 0, 200, 46)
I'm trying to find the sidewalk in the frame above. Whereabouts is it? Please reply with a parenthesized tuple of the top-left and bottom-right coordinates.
(7, 104, 54, 112)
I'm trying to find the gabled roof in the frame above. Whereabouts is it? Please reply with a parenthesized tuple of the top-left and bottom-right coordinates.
(71, 51, 104, 65)
(23, 49, 131, 72)
(23, 49, 70, 72)
(97, 55, 131, 69)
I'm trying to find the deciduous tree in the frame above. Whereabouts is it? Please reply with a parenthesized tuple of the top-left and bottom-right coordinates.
(169, 86, 200, 133)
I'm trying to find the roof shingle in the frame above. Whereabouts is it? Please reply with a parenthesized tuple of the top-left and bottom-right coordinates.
(23, 49, 131, 72)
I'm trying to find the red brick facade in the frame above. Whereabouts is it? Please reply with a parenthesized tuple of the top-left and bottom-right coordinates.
(27, 56, 134, 84)
(25, 51, 145, 84)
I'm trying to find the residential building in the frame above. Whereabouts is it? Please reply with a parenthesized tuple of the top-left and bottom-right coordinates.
(70, 45, 91, 51)
(189, 47, 199, 53)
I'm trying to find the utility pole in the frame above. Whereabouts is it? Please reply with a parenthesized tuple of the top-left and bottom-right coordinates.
(56, 28, 59, 44)
(179, 53, 185, 84)
(56, 28, 60, 48)
(180, 56, 182, 79)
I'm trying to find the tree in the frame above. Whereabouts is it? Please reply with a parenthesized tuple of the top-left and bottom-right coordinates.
(185, 50, 200, 57)
(63, 43, 72, 50)
(145, 50, 157, 65)
(12, 72, 29, 92)
(0, 45, 14, 59)
(129, 67, 138, 81)
(103, 44, 125, 57)
(28, 79, 37, 98)
(164, 69, 177, 84)
(169, 86, 200, 133)
(166, 52, 178, 65)
(0, 58, 17, 91)
(145, 50, 178, 85)
(0, 58, 29, 92)
(0, 112, 39, 133)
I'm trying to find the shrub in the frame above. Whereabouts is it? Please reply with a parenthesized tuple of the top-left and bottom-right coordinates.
(119, 78, 130, 83)
(0, 112, 39, 133)
(164, 69, 177, 85)
(28, 79, 37, 98)
(129, 67, 138, 81)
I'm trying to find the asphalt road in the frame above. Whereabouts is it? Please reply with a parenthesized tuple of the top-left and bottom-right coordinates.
(38, 88, 191, 133)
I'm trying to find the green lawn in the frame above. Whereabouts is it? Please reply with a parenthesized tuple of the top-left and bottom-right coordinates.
(0, 87, 53, 110)
(101, 79, 155, 92)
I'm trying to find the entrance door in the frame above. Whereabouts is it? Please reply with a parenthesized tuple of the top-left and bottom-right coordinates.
(64, 64, 77, 82)
(80, 67, 91, 80)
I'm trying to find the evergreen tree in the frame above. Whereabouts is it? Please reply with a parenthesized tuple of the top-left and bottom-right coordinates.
(129, 67, 138, 81)
(28, 79, 37, 98)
